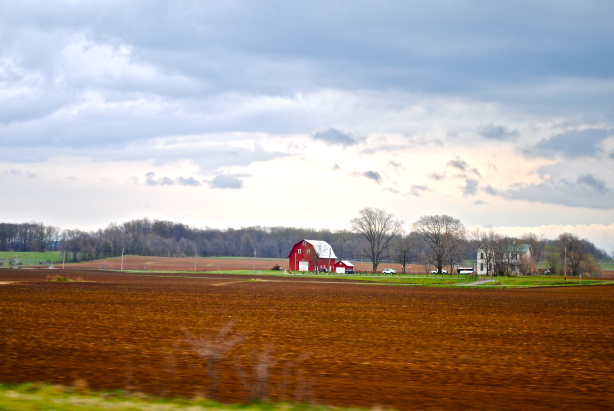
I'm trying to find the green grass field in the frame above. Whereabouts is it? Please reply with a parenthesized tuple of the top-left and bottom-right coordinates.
(0, 383, 350, 411)
(0, 251, 63, 265)
(537, 260, 614, 270)
(599, 260, 614, 270)
(471, 276, 610, 287)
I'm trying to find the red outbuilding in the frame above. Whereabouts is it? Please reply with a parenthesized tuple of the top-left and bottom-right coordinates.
(287, 239, 337, 272)
(334, 260, 354, 274)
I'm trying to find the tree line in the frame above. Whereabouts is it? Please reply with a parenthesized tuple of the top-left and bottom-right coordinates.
(350, 208, 610, 277)
(0, 220, 369, 262)
(0, 217, 610, 276)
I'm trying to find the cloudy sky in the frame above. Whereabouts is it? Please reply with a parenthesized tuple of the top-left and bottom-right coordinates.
(1, 1, 613, 252)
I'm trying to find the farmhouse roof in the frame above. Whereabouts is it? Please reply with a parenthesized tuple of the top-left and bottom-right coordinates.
(476, 243, 530, 253)
(338, 260, 353, 267)
(305, 240, 337, 259)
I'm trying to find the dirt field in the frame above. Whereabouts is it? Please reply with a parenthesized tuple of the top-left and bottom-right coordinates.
(66, 255, 438, 274)
(1, 269, 614, 410)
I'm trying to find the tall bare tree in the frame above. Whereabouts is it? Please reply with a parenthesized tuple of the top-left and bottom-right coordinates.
(558, 232, 587, 277)
(351, 207, 403, 274)
(392, 231, 417, 274)
(522, 232, 545, 275)
(445, 228, 466, 276)
(418, 251, 432, 275)
(413, 215, 464, 274)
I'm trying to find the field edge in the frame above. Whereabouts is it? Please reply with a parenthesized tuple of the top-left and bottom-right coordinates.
(0, 382, 369, 411)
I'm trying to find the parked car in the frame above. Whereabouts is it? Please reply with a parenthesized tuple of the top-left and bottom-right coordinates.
(430, 270, 449, 274)
(345, 269, 355, 274)
(382, 268, 397, 274)
(318, 267, 328, 273)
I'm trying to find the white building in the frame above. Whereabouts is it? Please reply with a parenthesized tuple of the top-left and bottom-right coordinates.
(476, 243, 531, 275)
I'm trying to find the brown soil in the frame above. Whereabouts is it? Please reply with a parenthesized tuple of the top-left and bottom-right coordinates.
(1, 269, 613, 410)
(65, 255, 430, 274)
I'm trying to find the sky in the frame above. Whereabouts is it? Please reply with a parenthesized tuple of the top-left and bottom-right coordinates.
(1, 0, 613, 253)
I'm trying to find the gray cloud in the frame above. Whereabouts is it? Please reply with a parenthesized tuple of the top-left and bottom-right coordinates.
(176, 177, 202, 187)
(5, 141, 287, 176)
(313, 128, 365, 147)
(361, 144, 415, 155)
(145, 172, 202, 187)
(577, 174, 609, 194)
(477, 124, 519, 141)
(482, 185, 500, 196)
(462, 179, 479, 196)
(3, 169, 37, 178)
(145, 172, 174, 186)
(210, 174, 247, 190)
(448, 158, 468, 171)
(430, 172, 446, 181)
(447, 157, 481, 177)
(483, 176, 614, 209)
(409, 185, 431, 196)
(526, 128, 612, 159)
(363, 170, 382, 184)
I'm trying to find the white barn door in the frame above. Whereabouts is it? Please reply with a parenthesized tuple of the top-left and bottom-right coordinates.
(299, 261, 309, 271)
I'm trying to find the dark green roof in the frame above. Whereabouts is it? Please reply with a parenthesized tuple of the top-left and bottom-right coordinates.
(476, 243, 530, 253)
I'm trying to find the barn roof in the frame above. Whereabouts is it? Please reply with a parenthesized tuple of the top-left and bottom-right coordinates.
(305, 240, 337, 259)
(287, 239, 338, 259)
(338, 260, 353, 267)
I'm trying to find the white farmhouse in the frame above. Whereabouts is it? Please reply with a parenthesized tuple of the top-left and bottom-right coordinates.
(476, 243, 531, 275)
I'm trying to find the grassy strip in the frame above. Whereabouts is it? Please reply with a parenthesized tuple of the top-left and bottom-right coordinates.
(0, 251, 63, 264)
(93, 269, 474, 285)
(0, 383, 360, 411)
(598, 261, 614, 270)
(472, 276, 611, 288)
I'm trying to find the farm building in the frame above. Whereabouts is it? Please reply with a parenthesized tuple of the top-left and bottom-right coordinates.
(476, 243, 531, 275)
(287, 239, 337, 272)
(334, 260, 354, 274)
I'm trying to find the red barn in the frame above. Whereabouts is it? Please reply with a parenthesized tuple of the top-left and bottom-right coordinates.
(287, 239, 337, 272)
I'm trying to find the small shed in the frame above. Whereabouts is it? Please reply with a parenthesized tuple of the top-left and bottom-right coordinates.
(334, 260, 354, 274)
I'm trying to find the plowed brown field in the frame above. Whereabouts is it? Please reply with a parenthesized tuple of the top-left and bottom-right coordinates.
(1, 269, 614, 410)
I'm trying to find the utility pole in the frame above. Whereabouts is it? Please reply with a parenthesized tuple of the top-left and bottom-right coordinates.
(62, 251, 65, 270)
(121, 247, 124, 271)
(253, 249, 256, 274)
(194, 250, 197, 272)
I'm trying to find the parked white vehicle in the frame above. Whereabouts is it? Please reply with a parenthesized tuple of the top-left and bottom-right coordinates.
(430, 269, 448, 274)
(382, 268, 397, 274)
